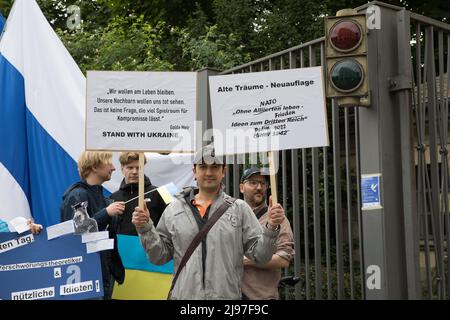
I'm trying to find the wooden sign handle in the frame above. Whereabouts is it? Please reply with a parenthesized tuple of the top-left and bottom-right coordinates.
(138, 153, 145, 210)
(268, 151, 278, 205)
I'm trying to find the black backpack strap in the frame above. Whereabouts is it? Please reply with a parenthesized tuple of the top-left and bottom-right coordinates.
(167, 197, 236, 299)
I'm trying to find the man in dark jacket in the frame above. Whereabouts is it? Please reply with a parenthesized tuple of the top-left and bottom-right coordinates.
(110, 152, 167, 235)
(60, 151, 125, 299)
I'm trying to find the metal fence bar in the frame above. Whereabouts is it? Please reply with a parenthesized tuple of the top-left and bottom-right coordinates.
(292, 147, 303, 300)
(282, 147, 289, 299)
(324, 142, 332, 300)
(279, 54, 290, 299)
(445, 35, 450, 299)
(220, 37, 325, 75)
(354, 107, 365, 299)
(344, 107, 354, 299)
(288, 49, 303, 300)
(410, 13, 450, 32)
(425, 25, 445, 299)
(309, 44, 322, 300)
(319, 42, 329, 300)
(312, 147, 321, 299)
(303, 147, 310, 299)
(437, 30, 446, 299)
(292, 154, 304, 298)
(321, 43, 332, 300)
(332, 101, 345, 299)
(297, 48, 310, 300)
(412, 22, 432, 299)
(397, 9, 421, 299)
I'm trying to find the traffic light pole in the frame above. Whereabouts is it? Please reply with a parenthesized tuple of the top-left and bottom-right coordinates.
(356, 3, 417, 299)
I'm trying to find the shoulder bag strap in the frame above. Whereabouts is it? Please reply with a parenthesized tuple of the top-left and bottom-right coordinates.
(167, 197, 236, 299)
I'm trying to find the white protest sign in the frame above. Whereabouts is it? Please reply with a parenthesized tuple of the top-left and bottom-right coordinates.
(86, 239, 114, 254)
(81, 231, 109, 244)
(86, 71, 197, 152)
(9, 217, 30, 234)
(46, 220, 75, 241)
(209, 67, 329, 155)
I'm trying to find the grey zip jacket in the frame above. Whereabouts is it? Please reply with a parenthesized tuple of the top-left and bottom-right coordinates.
(136, 187, 280, 299)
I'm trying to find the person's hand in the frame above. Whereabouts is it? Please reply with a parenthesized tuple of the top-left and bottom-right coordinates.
(106, 201, 125, 217)
(243, 256, 254, 267)
(27, 219, 43, 235)
(132, 204, 151, 228)
(267, 196, 285, 230)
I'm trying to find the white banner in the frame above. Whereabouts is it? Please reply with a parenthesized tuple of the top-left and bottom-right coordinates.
(86, 71, 197, 153)
(209, 67, 329, 155)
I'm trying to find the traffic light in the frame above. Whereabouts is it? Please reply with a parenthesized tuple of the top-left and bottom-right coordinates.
(325, 9, 370, 106)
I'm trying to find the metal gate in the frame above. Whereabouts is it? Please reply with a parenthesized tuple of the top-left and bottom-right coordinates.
(219, 41, 364, 300)
(210, 1, 450, 300)
(409, 10, 450, 299)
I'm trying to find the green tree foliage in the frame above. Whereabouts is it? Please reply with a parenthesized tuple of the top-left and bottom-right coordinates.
(213, 0, 260, 53)
(251, 0, 325, 55)
(37, 0, 111, 30)
(96, 0, 214, 28)
(1, 0, 449, 72)
(323, 0, 450, 22)
(0, 0, 12, 16)
(177, 25, 250, 71)
(56, 15, 173, 72)
(173, 4, 250, 70)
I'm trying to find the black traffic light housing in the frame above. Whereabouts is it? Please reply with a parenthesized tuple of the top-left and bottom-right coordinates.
(325, 9, 370, 107)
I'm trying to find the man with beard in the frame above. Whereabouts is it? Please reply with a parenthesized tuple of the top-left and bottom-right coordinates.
(239, 167, 294, 300)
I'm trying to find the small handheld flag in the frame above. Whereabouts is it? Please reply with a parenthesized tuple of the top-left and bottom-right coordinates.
(156, 183, 179, 205)
(123, 182, 179, 205)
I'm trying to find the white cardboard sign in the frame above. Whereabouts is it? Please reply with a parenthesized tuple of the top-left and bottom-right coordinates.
(86, 71, 197, 153)
(209, 67, 329, 155)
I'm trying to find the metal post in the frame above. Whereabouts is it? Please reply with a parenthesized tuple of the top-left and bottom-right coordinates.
(357, 4, 409, 299)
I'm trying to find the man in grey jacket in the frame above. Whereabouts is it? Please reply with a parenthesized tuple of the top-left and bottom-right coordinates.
(132, 144, 285, 299)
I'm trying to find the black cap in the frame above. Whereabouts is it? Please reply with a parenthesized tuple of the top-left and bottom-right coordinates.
(240, 167, 268, 183)
(193, 143, 224, 165)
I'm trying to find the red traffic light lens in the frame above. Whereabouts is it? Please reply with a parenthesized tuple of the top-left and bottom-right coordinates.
(330, 19, 362, 52)
(330, 59, 364, 93)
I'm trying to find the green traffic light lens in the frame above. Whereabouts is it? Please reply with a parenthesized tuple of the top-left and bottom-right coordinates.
(330, 59, 364, 93)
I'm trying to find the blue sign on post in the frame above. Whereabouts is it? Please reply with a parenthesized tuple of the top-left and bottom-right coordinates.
(0, 230, 103, 300)
(361, 174, 382, 210)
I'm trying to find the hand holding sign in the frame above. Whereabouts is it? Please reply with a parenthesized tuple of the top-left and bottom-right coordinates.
(27, 219, 43, 235)
(267, 195, 285, 230)
(132, 202, 151, 228)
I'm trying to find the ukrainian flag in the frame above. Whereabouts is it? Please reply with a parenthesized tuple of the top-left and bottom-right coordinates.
(157, 182, 179, 204)
(113, 235, 173, 300)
